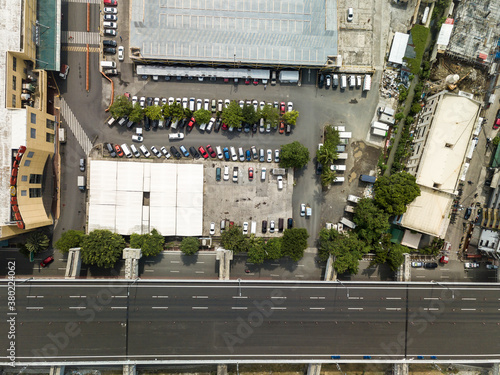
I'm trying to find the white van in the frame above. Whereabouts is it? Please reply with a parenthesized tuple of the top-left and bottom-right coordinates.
(349, 75, 355, 88)
(216, 146, 223, 159)
(337, 153, 348, 159)
(130, 144, 140, 158)
(340, 74, 347, 90)
(238, 147, 244, 161)
(250, 221, 257, 234)
(261, 167, 267, 181)
(333, 176, 345, 183)
(100, 61, 116, 69)
(120, 144, 132, 158)
(230, 146, 237, 161)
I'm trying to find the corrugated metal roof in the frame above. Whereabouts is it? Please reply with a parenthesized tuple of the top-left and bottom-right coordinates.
(388, 32, 409, 65)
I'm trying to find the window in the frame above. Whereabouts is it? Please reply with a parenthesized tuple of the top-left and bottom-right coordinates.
(46, 133, 54, 143)
(29, 188, 42, 198)
(29, 174, 42, 184)
(27, 151, 34, 158)
(30, 113, 36, 124)
(12, 76, 16, 90)
(24, 160, 30, 167)
(12, 95, 16, 107)
(21, 190, 26, 197)
(30, 128, 36, 138)
(12, 57, 16, 71)
(21, 175, 27, 182)
(46, 119, 55, 130)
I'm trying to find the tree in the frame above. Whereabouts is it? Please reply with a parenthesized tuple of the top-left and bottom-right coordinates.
(130, 229, 164, 257)
(374, 172, 421, 215)
(180, 237, 199, 256)
(193, 109, 212, 125)
(324, 125, 340, 149)
(395, 112, 405, 121)
(387, 244, 408, 271)
(221, 226, 248, 253)
(283, 110, 299, 126)
(353, 198, 390, 245)
(144, 105, 163, 120)
(242, 104, 259, 124)
(80, 230, 125, 268)
(164, 103, 184, 120)
(316, 146, 337, 167)
(247, 236, 266, 264)
(320, 168, 337, 187)
(25, 232, 50, 254)
(264, 238, 282, 260)
(221, 100, 244, 129)
(109, 95, 133, 119)
(260, 104, 279, 126)
(281, 228, 309, 261)
(318, 229, 369, 274)
(128, 103, 144, 124)
(55, 230, 85, 253)
(279, 141, 310, 169)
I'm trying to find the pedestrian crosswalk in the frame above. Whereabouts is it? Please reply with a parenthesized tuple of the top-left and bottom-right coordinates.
(62, 46, 100, 53)
(60, 99, 93, 155)
(62, 31, 100, 46)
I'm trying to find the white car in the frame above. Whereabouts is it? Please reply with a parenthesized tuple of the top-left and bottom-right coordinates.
(243, 222, 249, 234)
(182, 98, 188, 109)
(196, 99, 203, 111)
(224, 99, 230, 108)
(267, 149, 272, 163)
(176, 98, 182, 105)
(347, 7, 354, 22)
(223, 166, 229, 181)
(188, 97, 195, 111)
(206, 117, 215, 132)
(118, 46, 124, 61)
(270, 221, 275, 233)
(151, 146, 162, 158)
(139, 96, 146, 108)
(169, 133, 184, 140)
(130, 144, 140, 158)
(287, 102, 293, 112)
(161, 97, 167, 105)
(154, 97, 160, 106)
(274, 149, 280, 163)
(168, 97, 175, 105)
(160, 146, 171, 159)
(104, 7, 118, 14)
(132, 135, 143, 142)
(131, 96, 137, 106)
(218, 100, 223, 112)
(259, 101, 265, 111)
(210, 222, 215, 235)
(277, 176, 283, 190)
(300, 203, 306, 217)
(103, 21, 117, 29)
(140, 145, 150, 158)
(252, 100, 258, 111)
(411, 261, 423, 268)
(239, 100, 245, 109)
(204, 99, 210, 111)
(230, 147, 238, 161)
(216, 146, 223, 160)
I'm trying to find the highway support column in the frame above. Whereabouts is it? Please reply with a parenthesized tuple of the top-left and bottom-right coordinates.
(393, 363, 408, 375)
(123, 364, 136, 375)
(324, 254, 337, 281)
(216, 248, 233, 280)
(49, 366, 65, 375)
(217, 364, 228, 375)
(123, 248, 142, 279)
(307, 363, 321, 375)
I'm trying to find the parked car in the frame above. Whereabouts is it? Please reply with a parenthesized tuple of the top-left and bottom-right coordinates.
(233, 167, 239, 182)
(325, 74, 331, 89)
(180, 145, 190, 157)
(411, 261, 423, 268)
(464, 207, 472, 220)
(114, 144, 124, 157)
(40, 256, 54, 268)
(170, 146, 181, 159)
(287, 102, 293, 112)
(104, 7, 118, 14)
(150, 146, 162, 158)
(79, 158, 86, 172)
(267, 149, 272, 162)
(464, 262, 480, 269)
(318, 74, 325, 88)
(223, 166, 230, 181)
(105, 143, 116, 157)
(198, 146, 209, 159)
(103, 47, 116, 54)
(486, 264, 499, 269)
(190, 146, 200, 159)
(270, 220, 275, 233)
(104, 0, 117, 5)
(169, 133, 184, 140)
(104, 29, 116, 36)
(274, 149, 280, 163)
(223, 147, 230, 161)
(139, 145, 150, 158)
(118, 46, 124, 61)
(248, 167, 254, 180)
(160, 146, 171, 158)
(104, 14, 117, 21)
(132, 135, 143, 142)
(243, 222, 249, 234)
(347, 7, 354, 22)
(423, 262, 438, 269)
(206, 145, 217, 158)
(300, 203, 306, 217)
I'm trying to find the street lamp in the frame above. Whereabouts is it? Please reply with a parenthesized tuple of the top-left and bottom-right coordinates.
(337, 280, 349, 298)
(431, 280, 454, 299)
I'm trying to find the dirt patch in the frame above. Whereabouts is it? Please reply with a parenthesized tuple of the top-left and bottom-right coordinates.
(348, 140, 382, 184)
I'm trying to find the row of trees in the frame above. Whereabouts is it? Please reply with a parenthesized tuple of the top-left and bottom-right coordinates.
(220, 226, 309, 263)
(109, 95, 300, 130)
(317, 125, 342, 186)
(319, 172, 421, 273)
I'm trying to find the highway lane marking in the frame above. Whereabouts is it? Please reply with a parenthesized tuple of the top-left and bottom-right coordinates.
(152, 296, 169, 298)
(271, 296, 287, 299)
(271, 263, 280, 266)
(192, 296, 208, 299)
(170, 271, 180, 273)
(309, 307, 325, 310)
(385, 297, 401, 300)
(295, 275, 304, 278)
(195, 271, 205, 274)
(347, 308, 363, 310)
(196, 261, 205, 264)
(462, 297, 476, 301)
(26, 295, 44, 298)
(348, 297, 363, 300)
(231, 307, 248, 310)
(232, 296, 248, 299)
(192, 307, 208, 310)
(423, 308, 439, 311)
(58, 259, 66, 262)
(270, 307, 286, 310)
(310, 296, 325, 300)
(441, 268, 450, 271)
(298, 264, 305, 267)
(416, 276, 426, 278)
(423, 297, 439, 300)
(461, 308, 476, 311)
(58, 268, 66, 271)
(386, 308, 402, 311)
(110, 307, 127, 310)
(440, 276, 450, 279)
(152, 307, 169, 310)
(69, 306, 86, 310)
(111, 296, 127, 298)
(270, 274, 280, 277)
(26, 307, 43, 310)
(69, 296, 86, 298)
(170, 261, 180, 264)
(144, 270, 154, 273)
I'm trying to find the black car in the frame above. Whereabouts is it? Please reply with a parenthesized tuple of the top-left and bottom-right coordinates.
(144, 116, 151, 131)
(464, 207, 472, 220)
(423, 262, 438, 269)
(178, 118, 187, 128)
(318, 73, 325, 88)
(126, 120, 134, 129)
(316, 161, 323, 175)
(189, 146, 200, 159)
(287, 218, 293, 229)
(243, 123, 251, 133)
(146, 97, 153, 106)
(170, 146, 181, 158)
(262, 220, 267, 233)
(252, 122, 258, 133)
(214, 118, 222, 132)
(103, 39, 117, 47)
(105, 142, 116, 157)
(103, 47, 116, 55)
(152, 119, 159, 129)
(164, 117, 172, 129)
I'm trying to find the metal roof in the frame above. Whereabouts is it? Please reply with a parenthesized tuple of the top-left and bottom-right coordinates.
(388, 32, 409, 65)
(136, 65, 270, 79)
(130, 0, 338, 66)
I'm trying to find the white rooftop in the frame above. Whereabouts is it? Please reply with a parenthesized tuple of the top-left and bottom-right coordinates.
(388, 32, 409, 65)
(88, 160, 203, 236)
(437, 23, 454, 47)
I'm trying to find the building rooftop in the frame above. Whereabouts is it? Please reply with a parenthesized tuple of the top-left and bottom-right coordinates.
(130, 0, 338, 66)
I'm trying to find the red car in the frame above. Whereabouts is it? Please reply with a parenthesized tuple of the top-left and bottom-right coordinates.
(40, 256, 54, 268)
(104, 0, 117, 5)
(206, 145, 216, 158)
(248, 167, 254, 180)
(279, 121, 285, 134)
(280, 102, 286, 115)
(114, 144, 124, 157)
(244, 79, 251, 85)
(494, 109, 500, 129)
(221, 123, 228, 131)
(198, 146, 209, 159)
(187, 117, 196, 132)
(252, 79, 259, 85)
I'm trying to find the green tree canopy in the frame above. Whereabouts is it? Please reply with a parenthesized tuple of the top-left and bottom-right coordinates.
(130, 229, 164, 257)
(387, 243, 408, 271)
(180, 237, 200, 256)
(144, 105, 163, 120)
(353, 198, 390, 245)
(55, 230, 85, 253)
(316, 146, 338, 167)
(109, 95, 133, 119)
(25, 232, 50, 254)
(128, 103, 144, 124)
(281, 228, 309, 261)
(264, 238, 282, 260)
(283, 110, 299, 125)
(374, 172, 421, 215)
(164, 103, 184, 120)
(193, 108, 212, 125)
(80, 230, 126, 268)
(247, 236, 266, 264)
(324, 125, 341, 150)
(221, 226, 249, 253)
(260, 104, 279, 126)
(320, 168, 337, 187)
(279, 141, 310, 169)
(221, 100, 244, 129)
(318, 229, 369, 274)
(242, 104, 259, 124)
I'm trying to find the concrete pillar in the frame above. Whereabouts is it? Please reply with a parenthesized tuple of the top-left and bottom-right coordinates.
(122, 248, 142, 279)
(123, 364, 136, 375)
(493, 363, 499, 375)
(393, 363, 408, 375)
(217, 364, 228, 375)
(324, 254, 336, 281)
(216, 248, 233, 280)
(65, 248, 81, 279)
(307, 363, 321, 375)
(49, 366, 65, 375)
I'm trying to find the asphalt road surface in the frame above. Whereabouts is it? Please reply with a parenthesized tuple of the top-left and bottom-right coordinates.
(1, 280, 500, 365)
